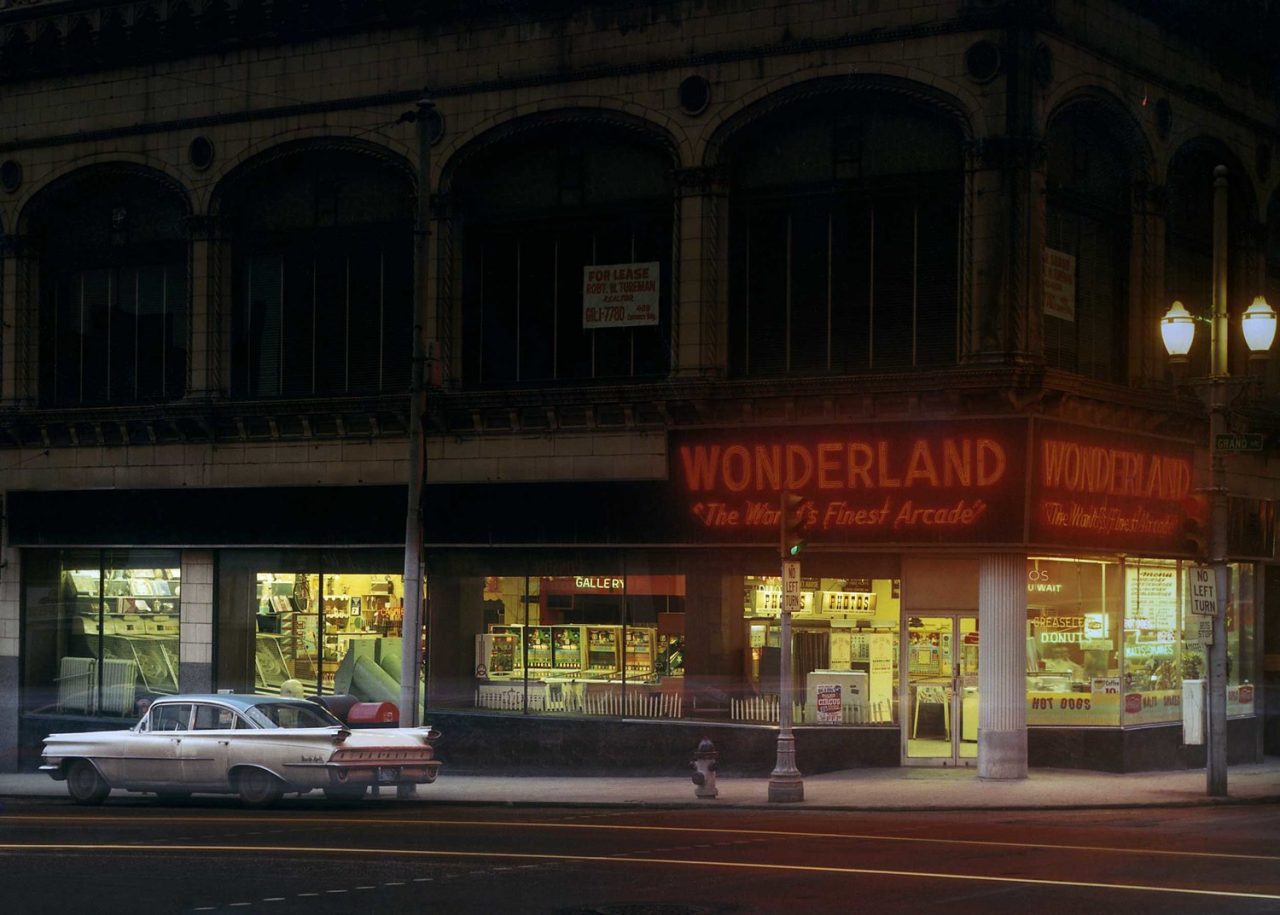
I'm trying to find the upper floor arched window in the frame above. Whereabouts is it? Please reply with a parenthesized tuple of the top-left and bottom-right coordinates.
(30, 169, 189, 407)
(1044, 105, 1134, 383)
(725, 93, 964, 376)
(221, 146, 413, 399)
(453, 122, 675, 385)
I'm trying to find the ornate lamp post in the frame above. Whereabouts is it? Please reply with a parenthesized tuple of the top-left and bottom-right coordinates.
(1158, 165, 1275, 797)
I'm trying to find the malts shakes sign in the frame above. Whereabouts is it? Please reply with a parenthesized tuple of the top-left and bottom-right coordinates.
(670, 421, 1027, 545)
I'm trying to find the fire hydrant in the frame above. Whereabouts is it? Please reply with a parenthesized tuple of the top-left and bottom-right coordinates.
(690, 737, 719, 799)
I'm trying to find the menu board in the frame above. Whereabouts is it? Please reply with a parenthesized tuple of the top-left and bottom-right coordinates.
(1124, 566, 1177, 630)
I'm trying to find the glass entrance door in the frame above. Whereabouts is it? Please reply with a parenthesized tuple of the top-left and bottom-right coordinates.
(903, 614, 978, 766)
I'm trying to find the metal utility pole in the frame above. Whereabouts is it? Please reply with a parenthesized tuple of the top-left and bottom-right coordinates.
(400, 96, 435, 736)
(770, 492, 805, 802)
(1206, 164, 1230, 798)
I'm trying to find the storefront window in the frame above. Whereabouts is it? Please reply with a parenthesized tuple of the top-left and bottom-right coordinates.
(1025, 558, 1122, 726)
(1117, 560, 1256, 726)
(252, 570, 404, 697)
(742, 575, 899, 726)
(469, 574, 686, 717)
(22, 550, 181, 718)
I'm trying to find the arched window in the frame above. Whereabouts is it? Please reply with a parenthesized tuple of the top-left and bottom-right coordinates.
(223, 147, 413, 399)
(31, 170, 189, 406)
(1044, 107, 1133, 382)
(726, 95, 963, 376)
(455, 124, 674, 385)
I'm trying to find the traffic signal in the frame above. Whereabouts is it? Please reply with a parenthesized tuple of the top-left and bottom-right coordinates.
(780, 490, 806, 558)
(1181, 495, 1208, 558)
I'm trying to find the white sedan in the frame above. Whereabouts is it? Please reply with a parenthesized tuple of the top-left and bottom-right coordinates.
(41, 693, 442, 807)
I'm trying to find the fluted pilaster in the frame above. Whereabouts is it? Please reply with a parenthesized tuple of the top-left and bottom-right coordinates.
(978, 552, 1028, 779)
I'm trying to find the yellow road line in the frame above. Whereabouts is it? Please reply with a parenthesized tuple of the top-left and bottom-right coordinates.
(3, 814, 1276, 863)
(0, 843, 1275, 902)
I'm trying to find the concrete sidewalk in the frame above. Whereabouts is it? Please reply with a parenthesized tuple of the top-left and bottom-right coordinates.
(2, 760, 1278, 810)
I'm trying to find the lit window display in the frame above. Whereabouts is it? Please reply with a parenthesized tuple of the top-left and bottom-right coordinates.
(1025, 558, 1122, 726)
(252, 570, 404, 697)
(22, 550, 181, 718)
(471, 575, 686, 717)
(742, 575, 899, 726)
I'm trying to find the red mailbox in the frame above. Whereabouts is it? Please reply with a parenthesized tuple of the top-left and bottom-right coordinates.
(346, 701, 399, 727)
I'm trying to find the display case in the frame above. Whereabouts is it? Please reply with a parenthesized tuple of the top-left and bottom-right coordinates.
(586, 626, 621, 674)
(624, 627, 656, 678)
(552, 625, 584, 672)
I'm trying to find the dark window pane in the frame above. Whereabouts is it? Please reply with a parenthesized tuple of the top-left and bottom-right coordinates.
(744, 209, 788, 375)
(630, 216, 672, 378)
(348, 240, 383, 394)
(916, 194, 959, 367)
(831, 201, 872, 372)
(557, 228, 595, 380)
(790, 205, 830, 374)
(165, 266, 188, 399)
(281, 249, 315, 397)
(110, 267, 139, 402)
(591, 226, 636, 379)
(136, 266, 168, 399)
(481, 234, 519, 384)
(244, 256, 283, 397)
(871, 203, 915, 370)
(381, 234, 412, 393)
(313, 243, 347, 394)
(80, 269, 112, 405)
(518, 234, 557, 381)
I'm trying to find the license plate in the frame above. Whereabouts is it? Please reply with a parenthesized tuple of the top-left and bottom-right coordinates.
(377, 766, 401, 783)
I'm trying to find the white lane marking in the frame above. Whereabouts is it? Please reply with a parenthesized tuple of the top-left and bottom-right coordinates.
(262, 898, 285, 902)
(4, 843, 1277, 902)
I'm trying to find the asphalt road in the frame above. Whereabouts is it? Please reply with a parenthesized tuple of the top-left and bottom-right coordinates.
(1, 796, 1277, 914)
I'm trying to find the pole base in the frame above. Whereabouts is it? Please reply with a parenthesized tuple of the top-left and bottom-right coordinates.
(767, 776, 804, 803)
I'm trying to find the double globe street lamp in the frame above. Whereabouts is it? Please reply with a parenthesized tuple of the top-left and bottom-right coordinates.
(1158, 165, 1276, 797)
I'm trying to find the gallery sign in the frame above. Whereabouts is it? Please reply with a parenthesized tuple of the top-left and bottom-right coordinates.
(669, 420, 1027, 545)
(1029, 421, 1195, 555)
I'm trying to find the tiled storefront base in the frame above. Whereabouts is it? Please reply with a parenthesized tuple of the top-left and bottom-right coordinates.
(15, 711, 1261, 775)
(1027, 718, 1262, 772)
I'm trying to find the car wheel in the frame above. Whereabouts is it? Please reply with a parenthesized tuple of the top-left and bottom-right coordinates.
(323, 785, 367, 802)
(236, 769, 283, 809)
(66, 760, 110, 806)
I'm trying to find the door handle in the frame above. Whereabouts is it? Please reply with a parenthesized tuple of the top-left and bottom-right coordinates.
(218, 740, 230, 746)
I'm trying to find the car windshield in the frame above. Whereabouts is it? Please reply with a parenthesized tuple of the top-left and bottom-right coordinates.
(243, 702, 344, 729)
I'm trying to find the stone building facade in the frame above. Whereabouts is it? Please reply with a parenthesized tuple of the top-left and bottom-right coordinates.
(1, 0, 1278, 776)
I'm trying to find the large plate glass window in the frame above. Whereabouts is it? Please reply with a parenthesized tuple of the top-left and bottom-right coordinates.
(21, 550, 182, 720)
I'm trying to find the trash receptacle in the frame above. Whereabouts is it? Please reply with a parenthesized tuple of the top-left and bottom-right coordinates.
(347, 700, 399, 727)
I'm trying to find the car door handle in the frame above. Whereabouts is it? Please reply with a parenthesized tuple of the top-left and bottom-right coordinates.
(218, 740, 230, 746)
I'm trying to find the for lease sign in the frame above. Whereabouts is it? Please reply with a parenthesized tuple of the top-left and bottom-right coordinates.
(583, 262, 660, 328)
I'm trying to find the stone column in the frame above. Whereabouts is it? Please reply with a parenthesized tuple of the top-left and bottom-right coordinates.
(672, 167, 729, 377)
(179, 550, 215, 694)
(184, 215, 218, 399)
(0, 540, 19, 772)
(978, 552, 1027, 779)
(1128, 182, 1167, 385)
(0, 234, 37, 406)
(682, 566, 744, 716)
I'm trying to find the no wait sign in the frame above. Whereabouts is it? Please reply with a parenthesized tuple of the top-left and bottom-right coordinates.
(1189, 565, 1217, 616)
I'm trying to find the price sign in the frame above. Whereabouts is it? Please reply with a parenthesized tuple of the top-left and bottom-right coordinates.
(1188, 565, 1217, 616)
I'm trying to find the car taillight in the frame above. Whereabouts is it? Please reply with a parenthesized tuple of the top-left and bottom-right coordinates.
(332, 727, 351, 745)
(419, 727, 441, 744)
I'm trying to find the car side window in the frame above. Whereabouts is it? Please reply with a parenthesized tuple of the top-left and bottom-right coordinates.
(153, 704, 193, 732)
(193, 704, 237, 731)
